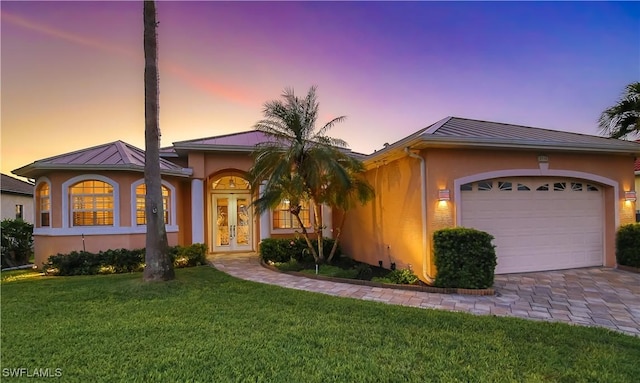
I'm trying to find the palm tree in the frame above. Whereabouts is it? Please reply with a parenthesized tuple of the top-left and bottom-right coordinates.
(599, 82, 640, 139)
(324, 162, 375, 263)
(143, 0, 174, 281)
(248, 86, 372, 264)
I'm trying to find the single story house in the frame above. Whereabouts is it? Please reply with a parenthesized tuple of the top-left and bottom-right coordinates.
(1, 173, 35, 223)
(13, 117, 640, 281)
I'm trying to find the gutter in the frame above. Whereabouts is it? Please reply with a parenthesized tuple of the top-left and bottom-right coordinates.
(404, 147, 435, 284)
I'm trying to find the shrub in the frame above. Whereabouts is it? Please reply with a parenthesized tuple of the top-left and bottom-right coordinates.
(1, 219, 34, 269)
(616, 223, 640, 268)
(433, 227, 497, 289)
(100, 248, 145, 273)
(43, 244, 207, 276)
(172, 243, 208, 268)
(259, 237, 341, 264)
(386, 268, 419, 285)
(44, 251, 103, 276)
(259, 238, 292, 263)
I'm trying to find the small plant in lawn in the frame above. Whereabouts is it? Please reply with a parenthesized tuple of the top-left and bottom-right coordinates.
(386, 268, 419, 284)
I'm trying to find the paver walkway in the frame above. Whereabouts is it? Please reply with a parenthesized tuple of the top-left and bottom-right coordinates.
(209, 253, 640, 337)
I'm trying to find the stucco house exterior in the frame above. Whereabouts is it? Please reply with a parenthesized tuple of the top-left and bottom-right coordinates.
(13, 117, 640, 281)
(635, 154, 639, 221)
(1, 173, 34, 224)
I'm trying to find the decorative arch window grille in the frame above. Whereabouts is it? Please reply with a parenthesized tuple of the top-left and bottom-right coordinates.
(477, 181, 493, 191)
(536, 184, 549, 191)
(498, 181, 512, 191)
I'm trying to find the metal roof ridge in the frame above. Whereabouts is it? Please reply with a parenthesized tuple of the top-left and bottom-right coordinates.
(114, 140, 139, 165)
(423, 116, 453, 135)
(172, 129, 261, 145)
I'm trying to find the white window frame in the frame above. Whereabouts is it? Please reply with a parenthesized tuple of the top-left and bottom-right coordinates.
(61, 174, 119, 231)
(130, 178, 178, 232)
(270, 199, 315, 234)
(66, 176, 117, 227)
(35, 177, 52, 228)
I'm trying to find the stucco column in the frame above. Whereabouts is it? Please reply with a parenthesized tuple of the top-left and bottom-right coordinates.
(321, 204, 333, 238)
(259, 183, 270, 241)
(191, 179, 205, 244)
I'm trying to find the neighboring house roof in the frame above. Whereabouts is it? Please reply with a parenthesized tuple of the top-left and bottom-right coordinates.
(12, 141, 192, 179)
(1, 173, 34, 196)
(368, 116, 640, 164)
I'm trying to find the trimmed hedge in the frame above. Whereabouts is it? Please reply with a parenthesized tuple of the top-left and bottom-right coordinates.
(42, 243, 207, 276)
(433, 228, 497, 289)
(260, 237, 341, 264)
(616, 223, 640, 268)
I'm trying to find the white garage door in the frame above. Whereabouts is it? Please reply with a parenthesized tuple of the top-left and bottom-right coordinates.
(460, 177, 603, 274)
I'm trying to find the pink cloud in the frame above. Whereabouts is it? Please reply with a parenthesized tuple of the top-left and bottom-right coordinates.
(1, 10, 258, 107)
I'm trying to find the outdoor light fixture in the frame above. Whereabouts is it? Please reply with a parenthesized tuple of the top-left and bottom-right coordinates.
(228, 177, 236, 189)
(625, 191, 637, 202)
(537, 154, 549, 163)
(438, 189, 450, 201)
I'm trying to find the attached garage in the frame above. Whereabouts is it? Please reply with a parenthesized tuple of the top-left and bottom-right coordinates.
(332, 116, 639, 283)
(460, 177, 604, 274)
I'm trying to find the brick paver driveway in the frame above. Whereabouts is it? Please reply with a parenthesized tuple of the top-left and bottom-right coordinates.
(209, 253, 640, 337)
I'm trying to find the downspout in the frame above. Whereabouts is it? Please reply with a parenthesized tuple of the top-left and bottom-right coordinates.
(405, 147, 435, 284)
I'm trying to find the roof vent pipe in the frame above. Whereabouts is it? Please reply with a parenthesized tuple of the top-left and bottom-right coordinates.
(404, 147, 435, 284)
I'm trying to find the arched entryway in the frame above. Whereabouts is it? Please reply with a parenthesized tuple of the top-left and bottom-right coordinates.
(208, 174, 253, 252)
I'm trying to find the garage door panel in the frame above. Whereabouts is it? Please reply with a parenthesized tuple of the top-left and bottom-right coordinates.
(461, 177, 603, 274)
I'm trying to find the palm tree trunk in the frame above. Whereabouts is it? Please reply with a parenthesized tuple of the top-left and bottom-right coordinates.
(292, 211, 319, 262)
(143, 0, 174, 282)
(327, 212, 346, 263)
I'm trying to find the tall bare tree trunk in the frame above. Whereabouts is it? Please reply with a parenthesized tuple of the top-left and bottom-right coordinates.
(143, 0, 174, 281)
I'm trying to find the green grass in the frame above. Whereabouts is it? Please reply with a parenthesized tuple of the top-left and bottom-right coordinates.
(1, 267, 639, 382)
(299, 264, 359, 279)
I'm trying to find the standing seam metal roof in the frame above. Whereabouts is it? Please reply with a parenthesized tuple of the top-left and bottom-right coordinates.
(427, 117, 640, 150)
(12, 141, 191, 179)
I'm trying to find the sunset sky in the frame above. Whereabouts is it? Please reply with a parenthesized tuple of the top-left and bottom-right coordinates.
(2, 1, 639, 177)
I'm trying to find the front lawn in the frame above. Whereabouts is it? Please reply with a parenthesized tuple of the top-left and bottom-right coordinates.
(1, 267, 639, 382)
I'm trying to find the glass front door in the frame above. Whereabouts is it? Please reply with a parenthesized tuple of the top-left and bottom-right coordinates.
(212, 194, 252, 252)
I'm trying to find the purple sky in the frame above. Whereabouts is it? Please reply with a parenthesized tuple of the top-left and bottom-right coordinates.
(2, 1, 639, 176)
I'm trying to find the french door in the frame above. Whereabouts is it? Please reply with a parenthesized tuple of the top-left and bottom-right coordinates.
(212, 194, 252, 252)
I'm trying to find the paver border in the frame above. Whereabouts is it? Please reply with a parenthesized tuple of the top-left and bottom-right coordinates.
(617, 265, 640, 274)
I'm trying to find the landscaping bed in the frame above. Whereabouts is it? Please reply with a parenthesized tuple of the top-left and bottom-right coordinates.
(263, 258, 495, 296)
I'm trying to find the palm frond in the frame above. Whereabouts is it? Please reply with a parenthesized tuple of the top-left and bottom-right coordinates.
(599, 82, 640, 139)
